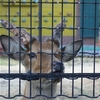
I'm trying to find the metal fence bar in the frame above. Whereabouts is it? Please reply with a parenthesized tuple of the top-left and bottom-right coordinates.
(8, 0, 11, 98)
(51, 0, 54, 97)
(1, 71, 100, 99)
(93, 0, 96, 97)
(81, 0, 84, 96)
(60, 0, 64, 96)
(0, 0, 100, 99)
(18, 0, 22, 96)
(38, 0, 42, 96)
(1, 73, 100, 81)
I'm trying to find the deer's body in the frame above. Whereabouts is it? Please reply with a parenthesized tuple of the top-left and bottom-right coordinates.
(0, 19, 82, 100)
(22, 81, 58, 100)
(22, 42, 60, 100)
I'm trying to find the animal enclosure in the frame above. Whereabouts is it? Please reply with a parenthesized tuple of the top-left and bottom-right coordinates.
(0, 0, 100, 100)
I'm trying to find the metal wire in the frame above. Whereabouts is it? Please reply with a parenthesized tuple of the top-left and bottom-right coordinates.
(0, 0, 100, 99)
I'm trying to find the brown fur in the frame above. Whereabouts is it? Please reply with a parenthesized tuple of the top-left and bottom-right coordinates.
(0, 35, 82, 100)
(0, 19, 82, 100)
(22, 41, 61, 100)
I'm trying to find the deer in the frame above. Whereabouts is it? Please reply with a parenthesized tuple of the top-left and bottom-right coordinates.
(0, 18, 82, 100)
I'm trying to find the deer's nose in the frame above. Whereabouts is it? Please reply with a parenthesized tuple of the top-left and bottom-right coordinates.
(53, 62, 64, 73)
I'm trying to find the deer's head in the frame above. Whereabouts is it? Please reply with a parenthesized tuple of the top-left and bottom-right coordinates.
(0, 19, 82, 82)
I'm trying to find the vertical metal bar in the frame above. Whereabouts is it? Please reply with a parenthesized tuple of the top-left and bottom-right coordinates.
(72, 0, 76, 97)
(29, 0, 33, 98)
(38, 0, 42, 42)
(8, 0, 10, 98)
(60, 0, 64, 95)
(19, 0, 22, 96)
(51, 0, 54, 97)
(93, 0, 97, 97)
(81, 0, 84, 96)
(38, 0, 42, 95)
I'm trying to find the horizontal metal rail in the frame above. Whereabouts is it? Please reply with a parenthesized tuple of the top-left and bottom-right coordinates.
(0, 73, 100, 81)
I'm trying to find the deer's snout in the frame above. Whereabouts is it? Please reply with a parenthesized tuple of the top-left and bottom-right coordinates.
(53, 61, 64, 73)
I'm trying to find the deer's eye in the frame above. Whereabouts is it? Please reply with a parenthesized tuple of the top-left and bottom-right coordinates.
(28, 52, 37, 59)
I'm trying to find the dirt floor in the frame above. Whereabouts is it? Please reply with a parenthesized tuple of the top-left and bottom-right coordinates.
(0, 57, 100, 100)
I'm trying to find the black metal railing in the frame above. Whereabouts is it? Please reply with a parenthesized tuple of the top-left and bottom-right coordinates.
(0, 0, 100, 99)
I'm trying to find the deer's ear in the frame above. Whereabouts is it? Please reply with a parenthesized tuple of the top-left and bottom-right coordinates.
(0, 35, 26, 60)
(61, 40, 82, 62)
